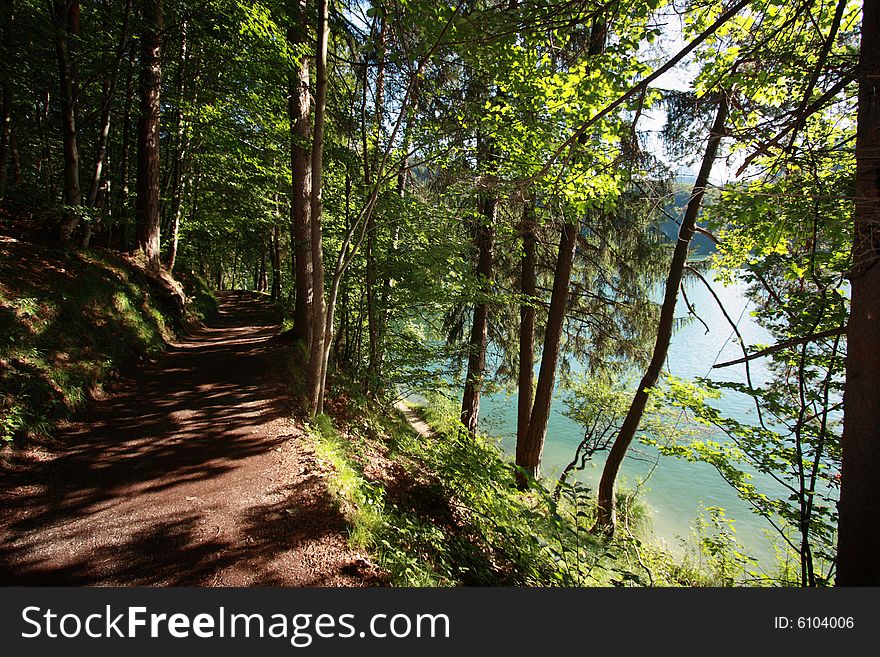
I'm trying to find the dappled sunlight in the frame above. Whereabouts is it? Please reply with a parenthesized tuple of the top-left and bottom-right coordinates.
(0, 292, 377, 586)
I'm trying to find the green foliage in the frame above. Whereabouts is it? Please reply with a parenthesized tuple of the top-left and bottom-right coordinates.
(653, 136, 850, 584)
(683, 506, 760, 586)
(1, 0, 862, 587)
(306, 413, 387, 550)
(311, 380, 721, 586)
(0, 239, 200, 445)
(174, 268, 220, 325)
(309, 390, 554, 585)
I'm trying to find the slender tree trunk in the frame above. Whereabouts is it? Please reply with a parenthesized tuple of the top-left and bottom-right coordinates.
(460, 186, 497, 435)
(271, 223, 282, 301)
(365, 11, 387, 385)
(83, 0, 132, 249)
(515, 17, 607, 474)
(11, 133, 21, 189)
(376, 97, 414, 368)
(260, 236, 269, 292)
(86, 75, 113, 212)
(165, 175, 184, 270)
(515, 197, 538, 488)
(162, 19, 189, 266)
(837, 0, 880, 586)
(594, 94, 728, 533)
(288, 0, 313, 343)
(134, 0, 162, 268)
(307, 0, 329, 416)
(0, 1, 13, 201)
(115, 44, 136, 246)
(37, 90, 53, 202)
(518, 218, 577, 482)
(51, 0, 82, 241)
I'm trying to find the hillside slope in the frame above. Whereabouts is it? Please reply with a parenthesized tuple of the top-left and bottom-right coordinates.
(0, 230, 215, 451)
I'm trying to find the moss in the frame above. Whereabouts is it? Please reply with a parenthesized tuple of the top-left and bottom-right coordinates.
(173, 268, 218, 325)
(0, 237, 212, 446)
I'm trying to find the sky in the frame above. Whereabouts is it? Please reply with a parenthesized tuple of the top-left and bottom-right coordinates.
(638, 6, 741, 185)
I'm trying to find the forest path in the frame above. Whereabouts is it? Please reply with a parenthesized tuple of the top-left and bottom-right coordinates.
(0, 291, 379, 585)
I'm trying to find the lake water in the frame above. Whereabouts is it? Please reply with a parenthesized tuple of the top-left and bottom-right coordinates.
(478, 271, 790, 569)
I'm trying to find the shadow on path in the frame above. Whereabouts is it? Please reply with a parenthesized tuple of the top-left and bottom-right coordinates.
(0, 291, 378, 586)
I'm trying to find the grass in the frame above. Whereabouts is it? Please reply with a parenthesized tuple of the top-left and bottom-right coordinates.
(0, 234, 216, 447)
(304, 375, 726, 587)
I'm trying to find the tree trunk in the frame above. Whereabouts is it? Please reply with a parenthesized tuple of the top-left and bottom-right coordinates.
(271, 223, 282, 302)
(515, 16, 606, 479)
(515, 197, 538, 488)
(594, 94, 728, 533)
(83, 0, 132, 248)
(518, 218, 577, 482)
(259, 236, 268, 292)
(115, 43, 136, 247)
(0, 1, 13, 201)
(162, 18, 190, 267)
(460, 190, 497, 435)
(306, 0, 329, 416)
(165, 175, 184, 271)
(288, 0, 313, 344)
(376, 94, 415, 368)
(51, 0, 82, 241)
(134, 0, 162, 268)
(365, 11, 387, 386)
(837, 0, 880, 586)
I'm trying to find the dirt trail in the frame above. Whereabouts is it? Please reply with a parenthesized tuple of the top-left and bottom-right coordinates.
(0, 291, 380, 586)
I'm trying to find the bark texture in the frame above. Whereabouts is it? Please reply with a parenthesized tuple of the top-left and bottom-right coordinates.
(837, 0, 880, 586)
(134, 0, 163, 267)
(515, 199, 537, 488)
(288, 0, 312, 343)
(306, 0, 329, 416)
(518, 219, 577, 482)
(460, 194, 496, 435)
(51, 0, 82, 241)
(594, 94, 728, 533)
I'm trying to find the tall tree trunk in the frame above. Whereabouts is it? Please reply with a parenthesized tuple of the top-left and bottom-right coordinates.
(306, 0, 329, 416)
(83, 0, 132, 249)
(165, 175, 184, 271)
(271, 223, 282, 301)
(162, 19, 189, 266)
(259, 236, 268, 292)
(594, 94, 729, 533)
(518, 218, 577, 482)
(115, 43, 136, 247)
(460, 168, 497, 435)
(365, 10, 387, 386)
(377, 94, 415, 368)
(0, 1, 13, 201)
(837, 0, 880, 586)
(134, 0, 162, 268)
(516, 16, 607, 478)
(288, 0, 312, 343)
(51, 0, 82, 241)
(515, 197, 538, 488)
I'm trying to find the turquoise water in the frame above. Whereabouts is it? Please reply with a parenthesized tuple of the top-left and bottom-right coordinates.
(479, 271, 790, 567)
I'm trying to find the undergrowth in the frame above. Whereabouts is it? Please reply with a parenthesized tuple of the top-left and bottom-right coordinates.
(306, 377, 726, 587)
(0, 235, 216, 446)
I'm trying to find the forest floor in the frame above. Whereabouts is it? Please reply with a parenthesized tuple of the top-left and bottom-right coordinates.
(0, 291, 383, 585)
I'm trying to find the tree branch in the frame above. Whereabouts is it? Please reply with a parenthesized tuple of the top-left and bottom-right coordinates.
(712, 326, 846, 368)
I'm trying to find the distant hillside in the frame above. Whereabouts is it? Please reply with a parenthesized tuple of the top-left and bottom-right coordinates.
(656, 181, 718, 258)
